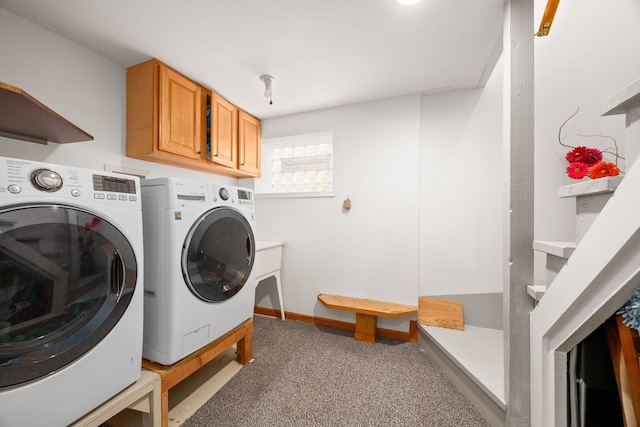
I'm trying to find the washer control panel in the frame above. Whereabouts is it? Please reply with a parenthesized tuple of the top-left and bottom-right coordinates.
(0, 156, 140, 206)
(30, 168, 63, 192)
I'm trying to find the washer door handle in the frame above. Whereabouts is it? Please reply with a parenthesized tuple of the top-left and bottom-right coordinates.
(246, 236, 253, 264)
(110, 250, 125, 303)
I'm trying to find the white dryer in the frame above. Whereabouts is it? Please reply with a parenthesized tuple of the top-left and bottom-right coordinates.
(0, 156, 144, 427)
(140, 177, 256, 365)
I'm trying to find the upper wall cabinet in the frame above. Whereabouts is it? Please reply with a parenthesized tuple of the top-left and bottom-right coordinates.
(126, 59, 261, 178)
(238, 110, 261, 176)
(0, 81, 93, 144)
(158, 66, 202, 160)
(210, 92, 238, 169)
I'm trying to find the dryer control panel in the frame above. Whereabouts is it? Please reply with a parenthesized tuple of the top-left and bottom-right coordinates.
(210, 184, 254, 209)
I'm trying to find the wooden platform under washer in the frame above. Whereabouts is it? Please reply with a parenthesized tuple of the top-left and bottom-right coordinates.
(142, 318, 253, 427)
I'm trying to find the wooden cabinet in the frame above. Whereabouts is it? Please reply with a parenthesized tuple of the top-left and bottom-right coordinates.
(126, 59, 260, 177)
(210, 93, 238, 169)
(238, 110, 261, 176)
(158, 65, 202, 160)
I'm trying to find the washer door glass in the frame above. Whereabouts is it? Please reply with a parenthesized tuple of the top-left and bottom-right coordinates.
(182, 207, 255, 302)
(0, 205, 137, 388)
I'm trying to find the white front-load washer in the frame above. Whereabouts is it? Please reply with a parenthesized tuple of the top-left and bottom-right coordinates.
(140, 177, 256, 365)
(0, 156, 144, 427)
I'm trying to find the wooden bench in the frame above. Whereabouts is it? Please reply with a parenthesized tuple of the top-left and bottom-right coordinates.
(317, 294, 417, 343)
(141, 317, 253, 427)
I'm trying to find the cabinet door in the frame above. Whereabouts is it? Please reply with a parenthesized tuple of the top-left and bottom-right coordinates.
(211, 93, 237, 168)
(238, 110, 261, 176)
(158, 65, 202, 159)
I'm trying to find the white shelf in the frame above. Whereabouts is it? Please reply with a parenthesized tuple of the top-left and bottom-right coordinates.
(558, 176, 623, 198)
(532, 240, 576, 258)
(527, 285, 547, 301)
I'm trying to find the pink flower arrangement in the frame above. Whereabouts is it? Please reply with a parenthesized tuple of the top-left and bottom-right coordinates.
(564, 146, 619, 180)
(565, 146, 602, 165)
(588, 161, 621, 179)
(566, 161, 590, 180)
(559, 109, 623, 181)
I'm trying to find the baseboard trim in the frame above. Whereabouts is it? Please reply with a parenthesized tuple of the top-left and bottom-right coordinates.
(254, 306, 418, 342)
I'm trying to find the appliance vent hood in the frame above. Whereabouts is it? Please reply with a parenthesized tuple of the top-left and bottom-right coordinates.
(0, 82, 93, 144)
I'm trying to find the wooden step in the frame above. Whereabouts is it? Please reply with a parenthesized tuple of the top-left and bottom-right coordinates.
(603, 76, 640, 171)
(559, 177, 623, 243)
(558, 176, 623, 198)
(532, 240, 576, 258)
(317, 294, 417, 343)
(533, 241, 576, 290)
(418, 297, 464, 331)
(526, 285, 547, 301)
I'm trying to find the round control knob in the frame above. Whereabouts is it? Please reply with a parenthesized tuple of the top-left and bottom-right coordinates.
(219, 187, 230, 201)
(7, 185, 21, 194)
(30, 169, 63, 192)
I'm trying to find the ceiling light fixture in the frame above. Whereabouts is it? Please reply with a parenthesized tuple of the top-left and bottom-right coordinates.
(395, 0, 421, 5)
(260, 75, 274, 105)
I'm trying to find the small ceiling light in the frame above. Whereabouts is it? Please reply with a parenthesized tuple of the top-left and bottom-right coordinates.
(395, 0, 421, 4)
(260, 75, 274, 105)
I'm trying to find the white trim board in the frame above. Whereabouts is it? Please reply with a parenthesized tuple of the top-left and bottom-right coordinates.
(420, 324, 505, 408)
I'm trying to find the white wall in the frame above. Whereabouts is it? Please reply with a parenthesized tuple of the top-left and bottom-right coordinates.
(254, 96, 421, 330)
(534, 0, 640, 278)
(0, 8, 236, 186)
(419, 56, 504, 297)
(1, 5, 506, 333)
(1, 6, 421, 332)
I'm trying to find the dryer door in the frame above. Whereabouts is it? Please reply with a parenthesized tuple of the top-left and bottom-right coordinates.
(182, 207, 255, 302)
(0, 204, 138, 388)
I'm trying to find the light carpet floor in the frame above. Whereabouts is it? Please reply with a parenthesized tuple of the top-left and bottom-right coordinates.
(182, 316, 490, 427)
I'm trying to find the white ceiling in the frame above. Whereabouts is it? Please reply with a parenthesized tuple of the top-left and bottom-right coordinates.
(0, 0, 504, 120)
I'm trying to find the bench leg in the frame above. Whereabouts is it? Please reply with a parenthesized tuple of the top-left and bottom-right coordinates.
(354, 313, 377, 343)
